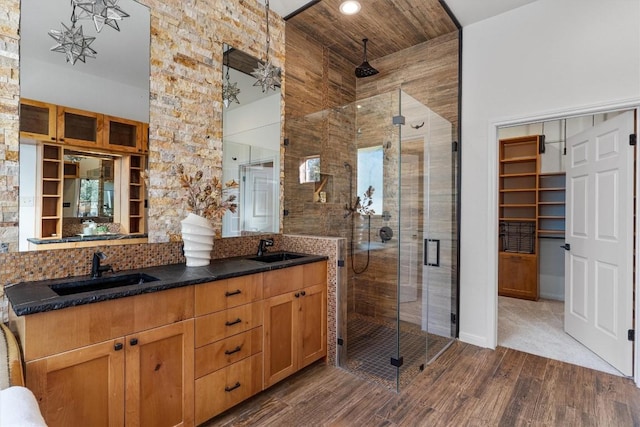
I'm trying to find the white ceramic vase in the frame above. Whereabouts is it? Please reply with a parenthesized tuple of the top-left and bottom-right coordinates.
(181, 213, 215, 267)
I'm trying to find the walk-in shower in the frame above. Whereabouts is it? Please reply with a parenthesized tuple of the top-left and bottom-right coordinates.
(283, 89, 459, 392)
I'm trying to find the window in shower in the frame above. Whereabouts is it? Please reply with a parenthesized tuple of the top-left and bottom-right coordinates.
(299, 155, 321, 183)
(357, 146, 383, 214)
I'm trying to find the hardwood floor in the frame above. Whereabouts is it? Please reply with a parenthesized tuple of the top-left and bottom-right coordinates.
(204, 341, 640, 426)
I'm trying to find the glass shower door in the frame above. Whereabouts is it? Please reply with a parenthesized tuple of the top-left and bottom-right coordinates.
(397, 90, 457, 390)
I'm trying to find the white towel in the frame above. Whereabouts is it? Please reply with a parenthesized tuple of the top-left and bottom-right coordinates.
(0, 386, 47, 426)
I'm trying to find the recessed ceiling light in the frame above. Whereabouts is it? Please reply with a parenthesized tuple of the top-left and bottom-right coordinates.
(339, 0, 361, 15)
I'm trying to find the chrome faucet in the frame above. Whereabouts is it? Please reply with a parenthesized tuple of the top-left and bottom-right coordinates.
(257, 238, 274, 257)
(91, 251, 113, 278)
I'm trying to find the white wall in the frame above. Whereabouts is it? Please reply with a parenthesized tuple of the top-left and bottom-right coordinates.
(460, 0, 640, 348)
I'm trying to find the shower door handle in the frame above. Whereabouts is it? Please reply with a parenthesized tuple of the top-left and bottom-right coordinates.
(424, 239, 440, 267)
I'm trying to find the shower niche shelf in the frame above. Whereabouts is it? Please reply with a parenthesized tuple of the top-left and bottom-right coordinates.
(313, 173, 333, 203)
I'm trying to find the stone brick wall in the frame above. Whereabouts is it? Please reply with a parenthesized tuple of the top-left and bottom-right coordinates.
(0, 0, 285, 250)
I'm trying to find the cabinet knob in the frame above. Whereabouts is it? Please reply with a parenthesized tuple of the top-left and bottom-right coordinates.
(114, 342, 123, 351)
(301, 291, 306, 296)
(130, 338, 138, 346)
(295, 293, 300, 298)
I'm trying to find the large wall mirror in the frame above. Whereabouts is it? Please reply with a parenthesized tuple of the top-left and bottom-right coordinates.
(221, 45, 281, 237)
(18, 0, 150, 251)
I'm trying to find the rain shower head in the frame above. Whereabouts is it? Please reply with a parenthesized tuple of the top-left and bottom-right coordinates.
(355, 38, 379, 78)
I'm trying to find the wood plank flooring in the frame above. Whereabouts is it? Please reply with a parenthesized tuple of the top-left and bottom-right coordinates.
(204, 341, 640, 426)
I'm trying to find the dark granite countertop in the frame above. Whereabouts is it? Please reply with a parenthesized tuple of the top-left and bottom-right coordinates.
(27, 233, 148, 245)
(5, 252, 328, 316)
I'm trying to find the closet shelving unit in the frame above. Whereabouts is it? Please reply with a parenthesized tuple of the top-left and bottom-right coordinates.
(498, 136, 541, 300)
(537, 172, 566, 238)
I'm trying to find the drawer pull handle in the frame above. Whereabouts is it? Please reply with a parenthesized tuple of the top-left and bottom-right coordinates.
(225, 382, 241, 392)
(114, 342, 123, 351)
(295, 293, 300, 298)
(224, 345, 242, 355)
(130, 338, 138, 346)
(301, 291, 306, 296)
(225, 289, 242, 297)
(225, 318, 242, 326)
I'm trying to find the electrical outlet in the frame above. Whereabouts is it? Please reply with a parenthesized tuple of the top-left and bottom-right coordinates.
(20, 196, 34, 207)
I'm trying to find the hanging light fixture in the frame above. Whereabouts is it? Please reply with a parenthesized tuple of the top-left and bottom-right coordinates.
(252, 0, 281, 93)
(222, 49, 241, 108)
(73, 0, 130, 33)
(48, 4, 97, 65)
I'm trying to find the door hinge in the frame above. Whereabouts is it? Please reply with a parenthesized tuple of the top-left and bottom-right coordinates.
(392, 115, 405, 125)
(628, 329, 635, 341)
(630, 134, 637, 146)
(451, 313, 457, 324)
(337, 338, 344, 346)
(452, 141, 458, 152)
(283, 138, 290, 146)
(283, 209, 289, 216)
(337, 259, 345, 267)
(390, 356, 404, 367)
(539, 134, 546, 154)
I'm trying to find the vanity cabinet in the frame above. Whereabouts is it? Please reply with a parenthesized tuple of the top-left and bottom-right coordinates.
(10, 260, 328, 426)
(13, 287, 194, 427)
(263, 261, 327, 388)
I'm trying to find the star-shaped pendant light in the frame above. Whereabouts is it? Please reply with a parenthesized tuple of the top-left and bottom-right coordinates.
(74, 0, 129, 33)
(252, 0, 281, 93)
(222, 49, 241, 108)
(223, 80, 241, 108)
(49, 15, 97, 64)
(252, 61, 281, 93)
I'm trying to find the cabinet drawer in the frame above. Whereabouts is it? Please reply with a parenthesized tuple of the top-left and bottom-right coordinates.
(303, 261, 327, 287)
(16, 286, 194, 361)
(195, 302, 263, 348)
(195, 353, 263, 425)
(263, 265, 303, 298)
(195, 274, 263, 316)
(195, 327, 262, 379)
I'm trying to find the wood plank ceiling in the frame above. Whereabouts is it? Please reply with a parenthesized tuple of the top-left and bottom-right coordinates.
(286, 0, 458, 65)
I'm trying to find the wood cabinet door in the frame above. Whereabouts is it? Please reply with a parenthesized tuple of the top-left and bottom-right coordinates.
(263, 292, 297, 388)
(125, 319, 194, 427)
(104, 115, 144, 153)
(20, 99, 57, 142)
(498, 252, 538, 300)
(57, 106, 104, 148)
(298, 283, 327, 368)
(26, 339, 125, 427)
